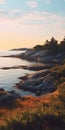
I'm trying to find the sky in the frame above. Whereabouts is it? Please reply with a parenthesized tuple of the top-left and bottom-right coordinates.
(0, 0, 65, 49)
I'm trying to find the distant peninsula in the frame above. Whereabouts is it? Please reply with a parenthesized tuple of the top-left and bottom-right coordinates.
(10, 48, 31, 51)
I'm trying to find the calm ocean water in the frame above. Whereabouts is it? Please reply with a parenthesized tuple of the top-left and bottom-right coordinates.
(0, 50, 35, 96)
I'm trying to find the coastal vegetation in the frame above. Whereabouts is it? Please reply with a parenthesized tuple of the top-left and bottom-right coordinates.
(0, 37, 65, 130)
(33, 37, 65, 54)
(0, 81, 65, 130)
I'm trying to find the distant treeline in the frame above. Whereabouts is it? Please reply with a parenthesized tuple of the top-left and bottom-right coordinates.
(33, 37, 65, 54)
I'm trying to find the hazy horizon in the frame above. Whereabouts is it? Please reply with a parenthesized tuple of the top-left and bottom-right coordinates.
(0, 0, 65, 49)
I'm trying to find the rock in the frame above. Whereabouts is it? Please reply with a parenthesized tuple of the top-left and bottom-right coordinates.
(0, 88, 19, 107)
(0, 88, 8, 96)
(0, 88, 4, 91)
(0, 63, 54, 71)
(15, 69, 57, 96)
(20, 50, 54, 63)
(22, 63, 54, 71)
(16, 48, 65, 65)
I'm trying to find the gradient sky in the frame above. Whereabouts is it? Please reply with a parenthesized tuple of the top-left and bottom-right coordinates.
(0, 0, 65, 49)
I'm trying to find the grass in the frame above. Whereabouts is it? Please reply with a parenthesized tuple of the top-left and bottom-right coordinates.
(52, 63, 65, 75)
(0, 82, 65, 130)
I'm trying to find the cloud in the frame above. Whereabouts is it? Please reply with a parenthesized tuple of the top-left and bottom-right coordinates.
(26, 1, 38, 8)
(0, 10, 65, 43)
(0, 10, 65, 27)
(44, 0, 52, 4)
(11, 9, 23, 16)
(0, 0, 5, 4)
(0, 9, 9, 16)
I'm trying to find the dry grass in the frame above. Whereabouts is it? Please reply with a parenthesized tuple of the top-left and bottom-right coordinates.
(0, 82, 65, 130)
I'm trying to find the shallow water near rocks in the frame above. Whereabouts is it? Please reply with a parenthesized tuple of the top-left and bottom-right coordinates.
(0, 50, 35, 96)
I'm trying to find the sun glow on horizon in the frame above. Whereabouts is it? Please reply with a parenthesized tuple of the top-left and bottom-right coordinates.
(0, 0, 65, 49)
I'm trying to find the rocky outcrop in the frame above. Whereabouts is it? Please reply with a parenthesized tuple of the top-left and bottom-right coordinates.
(0, 89, 19, 107)
(0, 63, 54, 71)
(22, 63, 54, 71)
(15, 69, 57, 96)
(18, 49, 65, 64)
(18, 50, 53, 63)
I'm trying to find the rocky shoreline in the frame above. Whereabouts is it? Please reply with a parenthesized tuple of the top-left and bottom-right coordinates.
(0, 62, 55, 107)
(16, 49, 65, 64)
(0, 63, 55, 106)
(0, 63, 54, 70)
(1, 49, 65, 65)
(15, 69, 57, 96)
(0, 48, 65, 106)
(13, 49, 65, 96)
